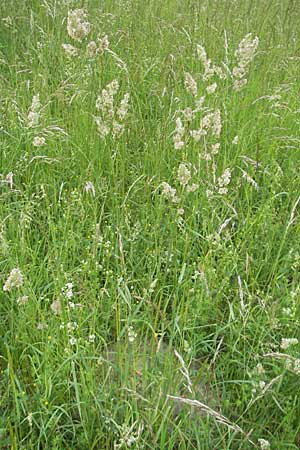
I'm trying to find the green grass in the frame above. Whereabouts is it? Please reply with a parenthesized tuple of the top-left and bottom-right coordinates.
(1, 0, 300, 448)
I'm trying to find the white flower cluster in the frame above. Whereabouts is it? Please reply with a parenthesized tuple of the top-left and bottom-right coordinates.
(163, 33, 259, 207)
(285, 358, 300, 375)
(63, 9, 109, 59)
(62, 282, 73, 300)
(281, 337, 298, 350)
(258, 438, 270, 450)
(62, 43, 80, 58)
(3, 268, 24, 292)
(50, 298, 62, 315)
(27, 94, 47, 147)
(33, 136, 46, 147)
(17, 295, 29, 305)
(206, 82, 217, 94)
(217, 168, 231, 195)
(95, 80, 130, 139)
(173, 117, 185, 150)
(184, 72, 198, 97)
(190, 109, 222, 141)
(161, 182, 180, 204)
(28, 94, 41, 128)
(167, 79, 224, 203)
(177, 163, 199, 192)
(67, 9, 91, 42)
(128, 326, 137, 343)
(197, 44, 226, 81)
(60, 321, 78, 346)
(177, 163, 191, 186)
(50, 282, 74, 316)
(0, 172, 13, 189)
(114, 422, 144, 450)
(233, 33, 259, 91)
(86, 36, 109, 57)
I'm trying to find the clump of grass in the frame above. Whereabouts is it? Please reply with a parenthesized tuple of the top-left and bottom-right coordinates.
(1, 1, 300, 449)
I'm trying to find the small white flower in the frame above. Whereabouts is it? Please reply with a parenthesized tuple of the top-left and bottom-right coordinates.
(112, 121, 125, 138)
(86, 41, 98, 57)
(232, 66, 246, 79)
(107, 79, 119, 95)
(69, 337, 77, 346)
(62, 282, 73, 300)
(206, 189, 214, 200)
(2, 16, 12, 27)
(28, 111, 39, 128)
(117, 93, 130, 121)
(211, 109, 222, 138)
(235, 33, 259, 69)
(62, 43, 80, 57)
(27, 412, 33, 427)
(190, 129, 206, 141)
(177, 163, 191, 187)
(37, 322, 48, 330)
(186, 183, 199, 192)
(259, 380, 266, 390)
(184, 73, 198, 97)
(282, 307, 292, 316)
(211, 143, 220, 154)
(173, 117, 185, 150)
(233, 79, 248, 91)
(5, 172, 13, 189)
(206, 82, 217, 94)
(67, 9, 91, 42)
(256, 363, 265, 375)
(258, 438, 270, 450)
(161, 182, 180, 203)
(28, 94, 41, 128)
(16, 295, 29, 306)
(33, 136, 46, 147)
(88, 334, 96, 343)
(3, 268, 24, 292)
(182, 107, 194, 121)
(194, 96, 205, 110)
(98, 35, 109, 53)
(281, 338, 298, 350)
(218, 168, 231, 193)
(174, 140, 184, 150)
(67, 321, 77, 332)
(94, 117, 110, 138)
(293, 359, 300, 374)
(128, 326, 137, 343)
(232, 135, 239, 145)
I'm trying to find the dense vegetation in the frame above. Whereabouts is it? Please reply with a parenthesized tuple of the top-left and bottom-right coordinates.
(1, 1, 300, 448)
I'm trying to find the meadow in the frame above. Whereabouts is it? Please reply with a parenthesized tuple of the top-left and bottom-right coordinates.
(1, 0, 300, 448)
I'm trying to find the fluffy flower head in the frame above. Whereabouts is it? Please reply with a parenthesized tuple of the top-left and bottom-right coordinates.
(3, 268, 24, 292)
(67, 9, 91, 41)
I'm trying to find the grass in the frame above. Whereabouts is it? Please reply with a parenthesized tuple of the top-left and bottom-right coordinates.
(1, 0, 300, 448)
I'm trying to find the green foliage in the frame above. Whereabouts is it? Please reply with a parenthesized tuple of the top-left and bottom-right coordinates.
(1, 0, 300, 448)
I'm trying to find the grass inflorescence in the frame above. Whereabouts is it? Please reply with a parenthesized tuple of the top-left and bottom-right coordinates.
(1, 1, 300, 449)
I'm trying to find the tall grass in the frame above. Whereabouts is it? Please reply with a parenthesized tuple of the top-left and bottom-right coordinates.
(1, 1, 300, 448)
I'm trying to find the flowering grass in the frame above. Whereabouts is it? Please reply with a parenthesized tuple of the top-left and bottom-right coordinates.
(1, 0, 300, 449)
